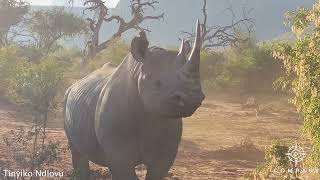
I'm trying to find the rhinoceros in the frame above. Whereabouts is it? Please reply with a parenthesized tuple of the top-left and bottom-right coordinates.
(64, 20, 205, 180)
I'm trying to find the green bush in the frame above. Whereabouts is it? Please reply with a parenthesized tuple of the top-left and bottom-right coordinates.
(243, 140, 293, 180)
(200, 50, 231, 92)
(0, 46, 67, 110)
(273, 1, 320, 167)
(0, 46, 27, 96)
(0, 47, 65, 173)
(225, 40, 260, 78)
(200, 40, 281, 93)
(87, 38, 129, 71)
(225, 41, 281, 92)
(10, 56, 63, 112)
(47, 47, 83, 68)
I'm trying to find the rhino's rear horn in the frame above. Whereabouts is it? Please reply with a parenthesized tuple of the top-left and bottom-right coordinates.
(178, 39, 191, 57)
(175, 39, 191, 66)
(131, 30, 149, 62)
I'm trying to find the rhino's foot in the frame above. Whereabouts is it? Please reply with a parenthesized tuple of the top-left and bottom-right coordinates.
(109, 166, 138, 180)
(145, 151, 178, 180)
(70, 143, 90, 180)
(145, 167, 168, 180)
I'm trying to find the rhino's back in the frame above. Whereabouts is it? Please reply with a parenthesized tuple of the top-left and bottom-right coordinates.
(64, 64, 114, 159)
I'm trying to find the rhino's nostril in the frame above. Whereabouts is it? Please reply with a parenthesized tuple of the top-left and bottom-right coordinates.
(172, 94, 182, 101)
(171, 94, 186, 106)
(178, 99, 185, 107)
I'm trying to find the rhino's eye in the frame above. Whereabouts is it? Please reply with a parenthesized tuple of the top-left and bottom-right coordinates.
(154, 80, 162, 88)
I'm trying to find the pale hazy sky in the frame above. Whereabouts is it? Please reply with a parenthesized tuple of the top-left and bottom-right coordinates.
(29, 0, 120, 8)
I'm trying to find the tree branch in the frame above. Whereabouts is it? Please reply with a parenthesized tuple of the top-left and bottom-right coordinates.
(180, 0, 255, 49)
(141, 13, 164, 21)
(82, 0, 164, 58)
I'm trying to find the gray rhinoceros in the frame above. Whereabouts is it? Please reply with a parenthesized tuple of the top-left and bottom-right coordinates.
(64, 20, 205, 180)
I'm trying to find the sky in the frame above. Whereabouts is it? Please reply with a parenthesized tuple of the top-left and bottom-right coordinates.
(29, 0, 120, 8)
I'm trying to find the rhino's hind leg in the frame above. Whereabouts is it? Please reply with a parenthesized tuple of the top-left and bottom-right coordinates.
(70, 143, 90, 180)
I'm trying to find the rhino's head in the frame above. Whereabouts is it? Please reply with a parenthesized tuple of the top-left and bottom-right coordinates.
(131, 21, 205, 118)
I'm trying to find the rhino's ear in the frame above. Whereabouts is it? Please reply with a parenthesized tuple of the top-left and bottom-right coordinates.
(131, 31, 149, 62)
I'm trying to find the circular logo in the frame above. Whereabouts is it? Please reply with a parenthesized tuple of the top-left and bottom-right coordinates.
(286, 143, 305, 164)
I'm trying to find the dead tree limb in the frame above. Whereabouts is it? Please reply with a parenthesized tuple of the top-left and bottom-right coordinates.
(72, 0, 164, 58)
(181, 0, 255, 50)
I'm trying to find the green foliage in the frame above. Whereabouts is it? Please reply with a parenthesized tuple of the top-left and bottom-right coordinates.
(0, 46, 65, 172)
(10, 56, 63, 113)
(201, 40, 280, 93)
(28, 7, 89, 53)
(243, 140, 293, 180)
(48, 47, 83, 67)
(0, 47, 80, 104)
(87, 38, 129, 71)
(285, 7, 310, 36)
(226, 41, 278, 88)
(0, 47, 64, 115)
(0, 46, 27, 95)
(200, 50, 230, 91)
(265, 141, 290, 172)
(273, 0, 320, 167)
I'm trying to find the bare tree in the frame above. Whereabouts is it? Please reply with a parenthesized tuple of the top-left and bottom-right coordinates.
(0, 0, 29, 47)
(181, 0, 255, 49)
(72, 0, 164, 58)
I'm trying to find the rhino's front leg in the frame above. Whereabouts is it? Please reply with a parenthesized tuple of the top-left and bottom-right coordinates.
(99, 139, 139, 180)
(107, 150, 139, 180)
(99, 135, 140, 180)
(145, 147, 179, 180)
(145, 121, 182, 180)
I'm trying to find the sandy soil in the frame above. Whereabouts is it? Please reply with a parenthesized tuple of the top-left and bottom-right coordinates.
(0, 93, 302, 180)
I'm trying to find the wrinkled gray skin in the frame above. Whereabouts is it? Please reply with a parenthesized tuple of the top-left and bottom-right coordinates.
(64, 21, 205, 180)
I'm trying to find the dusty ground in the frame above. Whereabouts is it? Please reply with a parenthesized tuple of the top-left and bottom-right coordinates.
(0, 93, 302, 180)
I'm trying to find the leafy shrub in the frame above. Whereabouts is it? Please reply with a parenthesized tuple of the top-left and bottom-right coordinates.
(243, 140, 294, 180)
(200, 40, 281, 93)
(1, 50, 65, 175)
(273, 1, 320, 167)
(87, 38, 129, 71)
(200, 50, 230, 92)
(225, 40, 260, 78)
(225, 41, 281, 92)
(28, 7, 89, 54)
(9, 56, 63, 113)
(46, 47, 82, 66)
(0, 46, 27, 96)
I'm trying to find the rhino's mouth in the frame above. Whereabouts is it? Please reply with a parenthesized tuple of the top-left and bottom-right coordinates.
(181, 103, 202, 117)
(164, 101, 202, 118)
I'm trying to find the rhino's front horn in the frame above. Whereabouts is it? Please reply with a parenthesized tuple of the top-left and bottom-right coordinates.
(183, 20, 202, 76)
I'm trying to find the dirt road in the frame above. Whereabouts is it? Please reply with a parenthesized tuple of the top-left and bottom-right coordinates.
(0, 93, 301, 179)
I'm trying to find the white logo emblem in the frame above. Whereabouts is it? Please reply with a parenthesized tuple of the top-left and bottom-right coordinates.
(286, 143, 306, 165)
